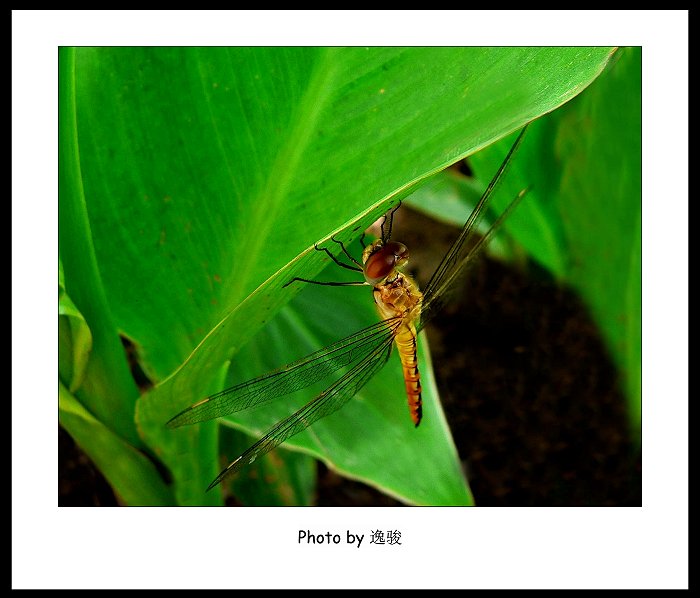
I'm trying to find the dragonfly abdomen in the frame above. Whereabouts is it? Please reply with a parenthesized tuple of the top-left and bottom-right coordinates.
(395, 323, 422, 427)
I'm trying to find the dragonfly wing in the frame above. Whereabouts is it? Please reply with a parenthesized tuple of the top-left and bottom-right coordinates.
(419, 126, 529, 331)
(207, 332, 396, 490)
(167, 316, 402, 428)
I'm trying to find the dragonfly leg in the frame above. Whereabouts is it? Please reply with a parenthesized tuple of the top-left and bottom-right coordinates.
(313, 241, 362, 273)
(358, 232, 367, 249)
(330, 235, 363, 268)
(381, 200, 402, 242)
(283, 277, 368, 288)
(282, 237, 368, 288)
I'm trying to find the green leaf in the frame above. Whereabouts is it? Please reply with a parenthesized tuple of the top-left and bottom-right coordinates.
(59, 48, 142, 448)
(222, 426, 317, 506)
(467, 48, 641, 438)
(406, 168, 485, 226)
(59, 257, 93, 392)
(59, 382, 173, 506)
(220, 267, 473, 505)
(405, 168, 521, 261)
(557, 47, 641, 436)
(68, 47, 614, 504)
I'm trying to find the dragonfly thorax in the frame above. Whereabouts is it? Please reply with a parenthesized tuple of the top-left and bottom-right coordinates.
(362, 239, 410, 286)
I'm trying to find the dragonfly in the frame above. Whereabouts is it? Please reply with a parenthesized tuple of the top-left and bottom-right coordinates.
(167, 125, 529, 491)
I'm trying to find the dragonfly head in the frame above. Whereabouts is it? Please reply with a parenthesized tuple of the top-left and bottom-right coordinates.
(362, 240, 409, 286)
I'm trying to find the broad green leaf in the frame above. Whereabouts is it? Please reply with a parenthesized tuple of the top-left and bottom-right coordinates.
(557, 47, 641, 435)
(59, 48, 142, 448)
(59, 382, 173, 506)
(468, 48, 641, 437)
(68, 47, 614, 504)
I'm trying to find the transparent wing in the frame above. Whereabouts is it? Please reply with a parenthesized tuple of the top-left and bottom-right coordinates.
(207, 332, 397, 490)
(418, 125, 529, 331)
(167, 316, 402, 428)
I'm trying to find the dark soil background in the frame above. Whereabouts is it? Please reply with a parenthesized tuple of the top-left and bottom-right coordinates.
(59, 206, 641, 507)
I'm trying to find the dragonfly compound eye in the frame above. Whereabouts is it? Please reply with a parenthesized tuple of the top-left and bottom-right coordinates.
(364, 241, 409, 285)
